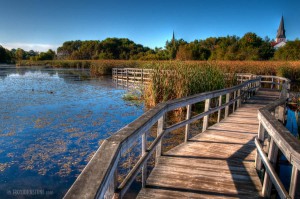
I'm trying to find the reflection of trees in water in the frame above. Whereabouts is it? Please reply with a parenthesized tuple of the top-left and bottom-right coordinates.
(0, 66, 93, 84)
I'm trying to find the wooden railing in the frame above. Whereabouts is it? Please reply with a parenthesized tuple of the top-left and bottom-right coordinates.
(64, 73, 294, 199)
(112, 68, 291, 92)
(112, 68, 152, 86)
(254, 76, 300, 199)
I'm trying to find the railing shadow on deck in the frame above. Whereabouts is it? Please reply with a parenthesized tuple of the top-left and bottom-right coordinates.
(63, 74, 293, 199)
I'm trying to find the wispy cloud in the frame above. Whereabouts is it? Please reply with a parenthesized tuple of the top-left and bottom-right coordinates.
(0, 43, 59, 52)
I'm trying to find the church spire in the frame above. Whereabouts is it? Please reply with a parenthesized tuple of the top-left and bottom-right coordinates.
(172, 31, 175, 41)
(276, 15, 286, 43)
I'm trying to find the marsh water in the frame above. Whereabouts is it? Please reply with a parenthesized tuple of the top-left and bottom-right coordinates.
(0, 66, 144, 198)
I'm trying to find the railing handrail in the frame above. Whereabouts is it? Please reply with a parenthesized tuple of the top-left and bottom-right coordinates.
(255, 77, 300, 198)
(258, 101, 300, 170)
(64, 73, 292, 199)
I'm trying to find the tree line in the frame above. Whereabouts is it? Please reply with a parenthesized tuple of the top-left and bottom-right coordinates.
(0, 47, 55, 63)
(1, 32, 300, 63)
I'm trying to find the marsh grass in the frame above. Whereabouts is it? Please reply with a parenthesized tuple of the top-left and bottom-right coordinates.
(19, 60, 300, 82)
(144, 62, 227, 107)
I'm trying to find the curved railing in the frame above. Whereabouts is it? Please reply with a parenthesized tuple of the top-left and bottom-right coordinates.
(64, 74, 292, 199)
(255, 81, 300, 198)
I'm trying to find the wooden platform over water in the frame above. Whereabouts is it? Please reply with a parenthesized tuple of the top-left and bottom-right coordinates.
(137, 90, 280, 199)
(65, 75, 300, 199)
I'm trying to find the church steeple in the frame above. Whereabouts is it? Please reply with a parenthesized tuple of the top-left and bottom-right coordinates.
(172, 31, 176, 46)
(276, 16, 286, 43)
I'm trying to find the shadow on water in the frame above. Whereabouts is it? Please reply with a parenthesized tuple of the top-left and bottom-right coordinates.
(0, 66, 144, 198)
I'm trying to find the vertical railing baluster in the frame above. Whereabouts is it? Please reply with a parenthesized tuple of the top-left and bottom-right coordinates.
(233, 91, 236, 112)
(185, 104, 192, 142)
(237, 89, 241, 108)
(202, 98, 211, 132)
(105, 169, 118, 199)
(289, 165, 300, 199)
(156, 115, 165, 166)
(262, 138, 279, 197)
(217, 95, 222, 123)
(255, 122, 265, 170)
(225, 93, 230, 118)
(271, 77, 274, 89)
(126, 69, 128, 87)
(142, 132, 147, 188)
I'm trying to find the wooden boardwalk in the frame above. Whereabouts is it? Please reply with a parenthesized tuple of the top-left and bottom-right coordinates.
(65, 75, 299, 199)
(137, 90, 280, 199)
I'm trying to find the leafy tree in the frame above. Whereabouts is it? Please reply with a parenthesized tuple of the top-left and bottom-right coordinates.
(274, 40, 300, 60)
(15, 48, 25, 61)
(176, 44, 193, 60)
(0, 45, 9, 63)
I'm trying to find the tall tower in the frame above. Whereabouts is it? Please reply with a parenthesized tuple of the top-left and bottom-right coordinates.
(172, 31, 176, 46)
(276, 16, 286, 43)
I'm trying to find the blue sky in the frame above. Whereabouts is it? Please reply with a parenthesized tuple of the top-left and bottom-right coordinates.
(0, 0, 299, 52)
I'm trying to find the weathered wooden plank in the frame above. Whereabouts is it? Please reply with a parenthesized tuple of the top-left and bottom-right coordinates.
(136, 93, 278, 199)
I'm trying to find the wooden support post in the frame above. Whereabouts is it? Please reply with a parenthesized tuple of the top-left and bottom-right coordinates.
(105, 169, 118, 199)
(289, 166, 300, 199)
(134, 70, 136, 84)
(122, 69, 124, 81)
(277, 79, 280, 90)
(237, 89, 241, 108)
(156, 115, 165, 165)
(142, 133, 147, 188)
(248, 84, 251, 99)
(271, 77, 274, 89)
(255, 122, 265, 170)
(141, 69, 144, 83)
(225, 93, 230, 118)
(233, 91, 236, 112)
(217, 95, 222, 123)
(202, 98, 211, 132)
(185, 104, 192, 142)
(262, 138, 279, 197)
(289, 165, 300, 199)
(125, 69, 128, 87)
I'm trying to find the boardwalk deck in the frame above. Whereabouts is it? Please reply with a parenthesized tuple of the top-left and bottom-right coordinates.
(137, 89, 280, 199)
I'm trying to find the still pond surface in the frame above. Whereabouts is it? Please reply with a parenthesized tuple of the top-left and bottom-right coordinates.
(0, 66, 144, 198)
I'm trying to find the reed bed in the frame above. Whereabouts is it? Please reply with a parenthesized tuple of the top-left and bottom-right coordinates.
(18, 60, 300, 81)
(143, 63, 229, 107)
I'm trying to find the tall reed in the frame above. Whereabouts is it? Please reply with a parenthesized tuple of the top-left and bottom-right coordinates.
(144, 63, 227, 107)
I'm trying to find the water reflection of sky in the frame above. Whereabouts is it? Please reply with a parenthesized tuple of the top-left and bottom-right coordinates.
(0, 66, 144, 198)
(278, 108, 299, 192)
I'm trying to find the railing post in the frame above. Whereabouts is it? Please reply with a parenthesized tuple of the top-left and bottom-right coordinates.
(121, 69, 124, 84)
(225, 93, 230, 118)
(116, 69, 118, 83)
(262, 138, 279, 197)
(217, 95, 222, 123)
(142, 132, 147, 188)
(233, 91, 236, 112)
(277, 79, 280, 90)
(237, 89, 241, 108)
(202, 98, 211, 132)
(185, 104, 192, 142)
(255, 122, 265, 170)
(156, 115, 165, 165)
(271, 77, 274, 89)
(289, 165, 300, 199)
(104, 169, 118, 199)
(126, 69, 128, 87)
